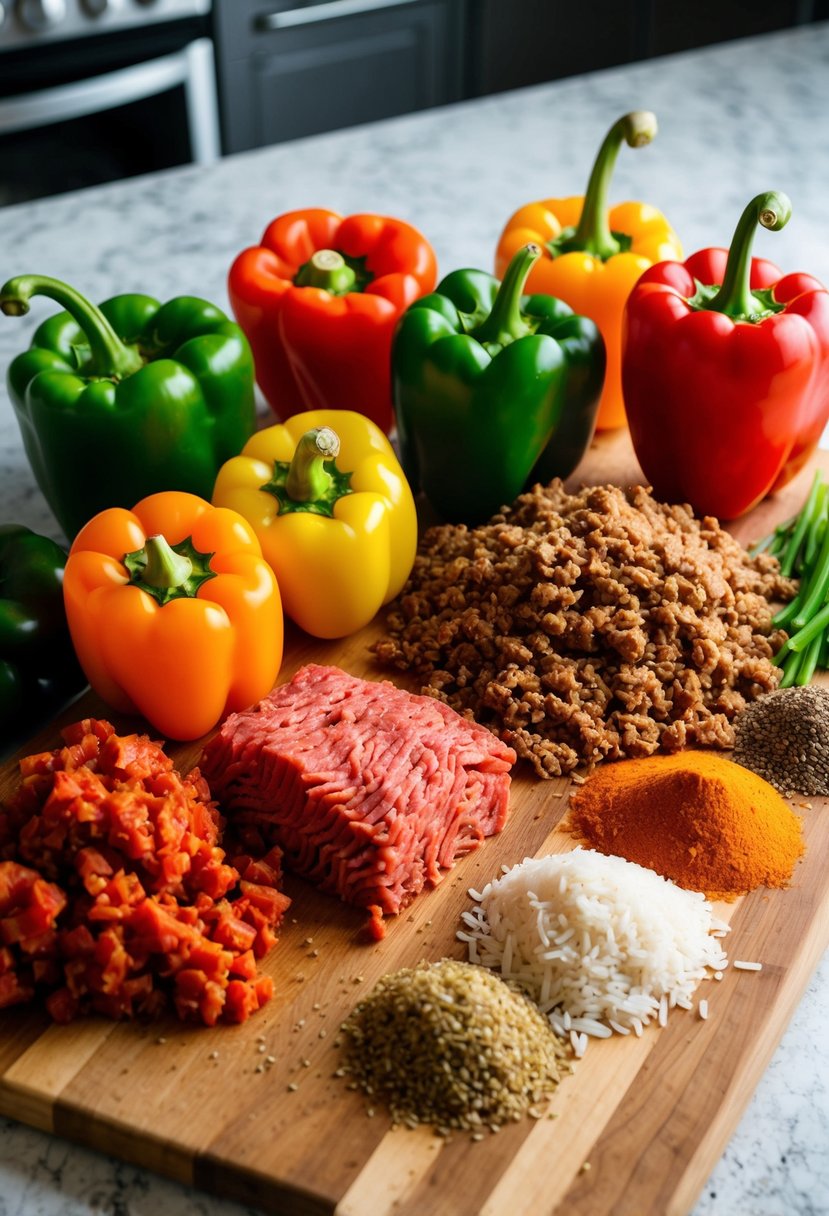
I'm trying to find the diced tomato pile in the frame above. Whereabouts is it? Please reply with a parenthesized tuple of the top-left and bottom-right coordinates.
(0, 718, 291, 1026)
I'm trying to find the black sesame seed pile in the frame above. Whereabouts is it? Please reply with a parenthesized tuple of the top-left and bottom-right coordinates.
(732, 686, 829, 796)
(338, 958, 570, 1137)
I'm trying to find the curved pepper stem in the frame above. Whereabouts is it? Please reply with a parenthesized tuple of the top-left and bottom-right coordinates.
(262, 427, 353, 518)
(560, 111, 658, 260)
(706, 191, 792, 319)
(294, 251, 357, 295)
(0, 274, 144, 379)
(471, 243, 540, 352)
(286, 426, 341, 500)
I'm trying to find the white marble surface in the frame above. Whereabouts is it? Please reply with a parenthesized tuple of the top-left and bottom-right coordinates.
(1, 22, 828, 1216)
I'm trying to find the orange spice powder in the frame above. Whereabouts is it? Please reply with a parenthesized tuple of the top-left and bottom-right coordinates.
(566, 751, 804, 901)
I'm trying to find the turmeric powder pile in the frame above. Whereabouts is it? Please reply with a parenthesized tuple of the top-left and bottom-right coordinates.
(567, 751, 804, 902)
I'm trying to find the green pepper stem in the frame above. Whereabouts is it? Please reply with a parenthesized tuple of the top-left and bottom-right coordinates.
(285, 427, 341, 502)
(0, 274, 143, 379)
(707, 192, 792, 319)
(294, 250, 357, 295)
(471, 243, 540, 349)
(562, 111, 658, 259)
(139, 535, 193, 590)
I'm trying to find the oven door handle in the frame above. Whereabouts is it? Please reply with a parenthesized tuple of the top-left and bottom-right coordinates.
(0, 38, 220, 164)
(256, 0, 420, 30)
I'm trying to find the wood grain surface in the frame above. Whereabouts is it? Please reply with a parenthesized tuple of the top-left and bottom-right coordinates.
(1, 430, 827, 1216)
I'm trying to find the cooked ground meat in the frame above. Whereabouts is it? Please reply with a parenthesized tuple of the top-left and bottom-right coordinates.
(373, 482, 795, 779)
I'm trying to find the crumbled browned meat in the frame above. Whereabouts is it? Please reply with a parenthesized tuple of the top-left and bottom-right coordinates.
(373, 482, 795, 779)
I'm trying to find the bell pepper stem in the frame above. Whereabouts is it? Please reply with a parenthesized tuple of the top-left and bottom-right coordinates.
(563, 111, 658, 259)
(124, 534, 215, 605)
(471, 243, 540, 349)
(294, 250, 357, 295)
(286, 427, 341, 502)
(0, 274, 144, 379)
(707, 192, 792, 319)
(140, 535, 193, 589)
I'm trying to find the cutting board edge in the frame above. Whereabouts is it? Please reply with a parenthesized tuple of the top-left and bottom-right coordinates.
(196, 1149, 338, 1216)
(52, 1096, 197, 1188)
(670, 891, 829, 1216)
(0, 1077, 56, 1134)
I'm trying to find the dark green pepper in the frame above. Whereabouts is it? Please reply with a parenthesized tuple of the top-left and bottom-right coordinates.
(393, 243, 605, 524)
(1, 274, 257, 539)
(0, 524, 86, 741)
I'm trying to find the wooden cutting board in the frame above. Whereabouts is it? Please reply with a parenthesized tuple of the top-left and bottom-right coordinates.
(1, 430, 828, 1216)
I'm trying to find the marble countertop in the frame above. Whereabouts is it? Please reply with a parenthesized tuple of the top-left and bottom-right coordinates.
(1, 21, 828, 1216)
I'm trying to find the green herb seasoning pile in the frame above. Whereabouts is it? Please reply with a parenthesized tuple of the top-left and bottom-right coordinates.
(732, 686, 829, 796)
(338, 959, 571, 1136)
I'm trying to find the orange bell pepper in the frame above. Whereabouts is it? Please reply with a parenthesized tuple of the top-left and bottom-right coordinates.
(63, 492, 283, 741)
(495, 111, 682, 430)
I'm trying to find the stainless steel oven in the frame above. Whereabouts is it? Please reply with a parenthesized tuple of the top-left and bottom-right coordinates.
(0, 0, 220, 206)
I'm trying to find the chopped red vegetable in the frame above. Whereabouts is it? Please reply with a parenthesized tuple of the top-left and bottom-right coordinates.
(0, 719, 290, 1025)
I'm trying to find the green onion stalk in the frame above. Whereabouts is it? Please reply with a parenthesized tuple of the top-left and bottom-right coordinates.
(755, 469, 829, 685)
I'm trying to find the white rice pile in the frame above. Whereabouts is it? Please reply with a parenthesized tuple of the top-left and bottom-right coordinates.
(458, 847, 729, 1057)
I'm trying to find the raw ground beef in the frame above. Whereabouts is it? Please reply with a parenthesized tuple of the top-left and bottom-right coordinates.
(200, 664, 515, 928)
(373, 481, 795, 779)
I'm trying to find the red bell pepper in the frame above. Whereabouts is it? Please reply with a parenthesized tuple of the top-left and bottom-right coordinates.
(623, 190, 829, 519)
(228, 208, 437, 434)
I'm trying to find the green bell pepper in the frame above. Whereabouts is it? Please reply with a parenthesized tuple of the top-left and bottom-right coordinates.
(0, 524, 86, 740)
(392, 243, 605, 524)
(1, 274, 257, 539)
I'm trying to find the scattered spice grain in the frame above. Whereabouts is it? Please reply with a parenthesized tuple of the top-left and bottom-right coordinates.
(732, 686, 829, 795)
(374, 482, 793, 778)
(338, 959, 569, 1135)
(567, 751, 804, 901)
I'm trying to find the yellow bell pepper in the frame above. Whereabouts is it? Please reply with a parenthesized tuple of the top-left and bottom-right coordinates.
(495, 111, 682, 431)
(212, 409, 417, 639)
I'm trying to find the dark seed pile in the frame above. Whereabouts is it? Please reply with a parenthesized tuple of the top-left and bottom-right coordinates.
(338, 959, 570, 1136)
(732, 686, 829, 796)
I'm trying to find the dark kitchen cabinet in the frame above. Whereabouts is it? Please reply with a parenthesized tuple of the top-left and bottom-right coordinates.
(463, 0, 641, 97)
(212, 0, 825, 156)
(462, 0, 823, 99)
(213, 0, 465, 154)
(640, 0, 815, 57)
